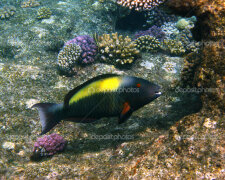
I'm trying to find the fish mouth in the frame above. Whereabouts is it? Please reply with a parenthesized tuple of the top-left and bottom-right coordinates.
(155, 91, 162, 95)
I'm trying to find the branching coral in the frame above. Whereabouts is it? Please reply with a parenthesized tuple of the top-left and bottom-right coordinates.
(134, 35, 162, 52)
(117, 0, 165, 11)
(0, 6, 16, 19)
(134, 25, 165, 41)
(21, 0, 40, 8)
(37, 7, 52, 19)
(97, 33, 140, 67)
(65, 35, 97, 64)
(163, 39, 185, 56)
(57, 43, 82, 73)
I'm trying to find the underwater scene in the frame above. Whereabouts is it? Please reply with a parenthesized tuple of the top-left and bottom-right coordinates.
(0, 0, 224, 179)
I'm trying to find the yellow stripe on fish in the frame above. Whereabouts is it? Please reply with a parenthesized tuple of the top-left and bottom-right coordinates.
(69, 77, 121, 105)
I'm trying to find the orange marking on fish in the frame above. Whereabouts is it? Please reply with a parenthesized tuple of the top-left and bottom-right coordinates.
(122, 102, 130, 115)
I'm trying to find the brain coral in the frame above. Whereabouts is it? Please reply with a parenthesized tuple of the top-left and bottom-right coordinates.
(117, 0, 165, 11)
(97, 33, 140, 67)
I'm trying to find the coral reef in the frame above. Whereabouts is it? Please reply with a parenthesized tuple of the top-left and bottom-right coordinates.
(166, 0, 225, 40)
(65, 35, 97, 64)
(37, 7, 52, 19)
(145, 7, 178, 27)
(163, 39, 185, 56)
(0, 6, 16, 19)
(161, 20, 200, 54)
(161, 22, 179, 39)
(57, 43, 82, 74)
(117, 0, 165, 11)
(21, 0, 40, 8)
(96, 32, 140, 67)
(134, 25, 165, 41)
(0, 0, 224, 179)
(134, 35, 162, 52)
(30, 133, 67, 161)
(180, 52, 201, 87)
(166, 0, 225, 108)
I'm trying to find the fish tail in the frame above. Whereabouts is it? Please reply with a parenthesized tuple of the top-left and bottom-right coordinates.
(32, 103, 63, 135)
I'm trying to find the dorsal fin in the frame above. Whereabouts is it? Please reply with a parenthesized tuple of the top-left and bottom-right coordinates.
(64, 74, 120, 106)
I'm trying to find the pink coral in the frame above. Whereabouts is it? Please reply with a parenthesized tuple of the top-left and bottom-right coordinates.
(31, 133, 67, 160)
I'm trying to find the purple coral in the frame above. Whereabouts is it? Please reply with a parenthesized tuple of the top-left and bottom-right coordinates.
(31, 133, 67, 160)
(134, 25, 166, 41)
(65, 35, 97, 64)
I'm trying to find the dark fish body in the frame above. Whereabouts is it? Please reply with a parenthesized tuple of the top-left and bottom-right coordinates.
(33, 74, 161, 135)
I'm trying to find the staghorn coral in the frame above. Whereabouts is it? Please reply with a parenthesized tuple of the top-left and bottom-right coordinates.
(37, 7, 52, 19)
(21, 0, 40, 8)
(65, 35, 97, 64)
(134, 25, 165, 41)
(163, 39, 185, 56)
(0, 6, 16, 19)
(134, 35, 162, 52)
(117, 0, 165, 11)
(57, 43, 82, 73)
(30, 133, 67, 161)
(97, 32, 140, 67)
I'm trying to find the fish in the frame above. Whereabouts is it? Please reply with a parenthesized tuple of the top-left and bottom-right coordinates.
(32, 74, 161, 135)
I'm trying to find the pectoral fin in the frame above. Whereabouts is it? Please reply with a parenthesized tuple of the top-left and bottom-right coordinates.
(118, 102, 133, 124)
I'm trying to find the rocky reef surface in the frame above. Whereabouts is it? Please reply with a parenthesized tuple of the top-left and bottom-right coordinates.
(0, 0, 224, 179)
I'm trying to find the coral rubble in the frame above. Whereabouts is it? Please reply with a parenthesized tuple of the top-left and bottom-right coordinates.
(97, 32, 140, 67)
